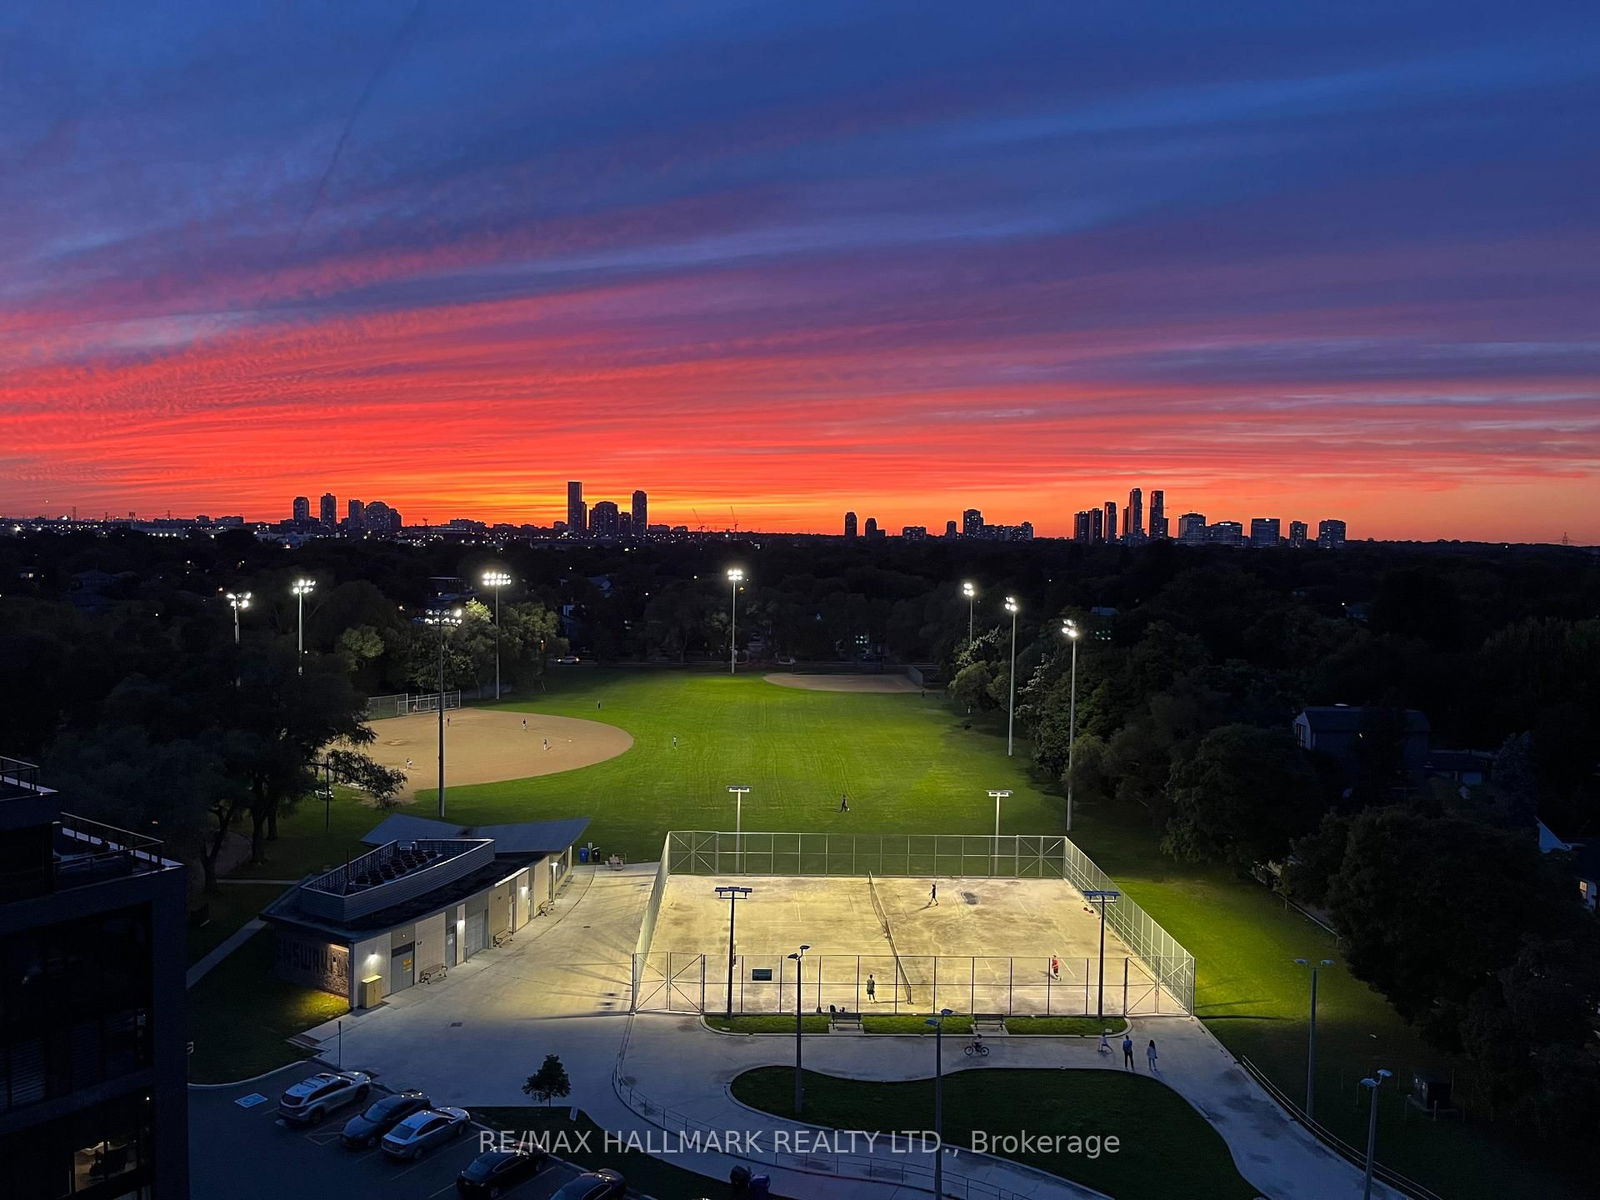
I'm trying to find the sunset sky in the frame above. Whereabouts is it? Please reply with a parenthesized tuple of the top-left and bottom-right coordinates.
(3, 1, 1597, 541)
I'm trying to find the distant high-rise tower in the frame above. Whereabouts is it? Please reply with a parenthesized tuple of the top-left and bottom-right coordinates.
(1177, 512, 1207, 543)
(1103, 501, 1118, 543)
(1073, 511, 1092, 541)
(1090, 508, 1103, 541)
(1316, 519, 1347, 549)
(631, 490, 648, 536)
(1288, 520, 1308, 548)
(1127, 488, 1143, 540)
(962, 508, 984, 538)
(1249, 517, 1281, 547)
(590, 500, 620, 537)
(864, 517, 879, 539)
(944, 520, 958, 539)
(347, 498, 364, 528)
(292, 495, 310, 523)
(844, 511, 858, 539)
(320, 492, 336, 527)
(566, 482, 585, 533)
(1149, 490, 1168, 539)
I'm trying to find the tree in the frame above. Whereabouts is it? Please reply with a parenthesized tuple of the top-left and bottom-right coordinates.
(522, 1054, 571, 1107)
(1162, 725, 1320, 871)
(950, 661, 997, 712)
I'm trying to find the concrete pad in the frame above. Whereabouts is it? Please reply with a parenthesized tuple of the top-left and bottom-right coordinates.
(763, 673, 921, 693)
(356, 709, 632, 802)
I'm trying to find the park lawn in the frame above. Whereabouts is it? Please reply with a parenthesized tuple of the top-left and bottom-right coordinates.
(733, 1065, 1257, 1200)
(187, 929, 346, 1083)
(475, 1106, 798, 1200)
(1005, 1016, 1127, 1036)
(185, 882, 286, 965)
(705, 1015, 830, 1034)
(861, 1014, 973, 1035)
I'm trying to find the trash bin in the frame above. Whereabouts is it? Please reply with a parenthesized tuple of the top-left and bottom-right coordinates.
(578, 847, 589, 864)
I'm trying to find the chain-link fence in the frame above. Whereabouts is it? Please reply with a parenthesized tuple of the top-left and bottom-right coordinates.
(363, 690, 462, 720)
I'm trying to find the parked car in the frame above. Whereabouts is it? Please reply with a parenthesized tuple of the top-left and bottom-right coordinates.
(340, 1090, 431, 1148)
(775, 655, 796, 666)
(554, 655, 581, 664)
(455, 1147, 547, 1197)
(277, 1070, 371, 1125)
(380, 1107, 471, 1160)
(550, 1169, 625, 1200)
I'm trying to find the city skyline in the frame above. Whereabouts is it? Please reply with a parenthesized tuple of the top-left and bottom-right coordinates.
(5, 3, 1598, 542)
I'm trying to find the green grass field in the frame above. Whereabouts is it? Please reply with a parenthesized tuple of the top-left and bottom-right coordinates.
(219, 666, 1590, 1198)
(732, 1066, 1258, 1200)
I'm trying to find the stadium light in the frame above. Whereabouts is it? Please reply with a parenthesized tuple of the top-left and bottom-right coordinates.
(1295, 958, 1337, 1121)
(786, 944, 811, 1113)
(225, 591, 251, 645)
(291, 578, 315, 675)
(482, 570, 512, 700)
(961, 581, 977, 647)
(726, 568, 745, 675)
(1062, 619, 1080, 831)
(924, 1007, 956, 1199)
(423, 607, 464, 818)
(1083, 889, 1121, 1018)
(714, 886, 753, 1020)
(726, 785, 751, 872)
(988, 789, 1013, 873)
(1004, 597, 1020, 756)
(1360, 1069, 1393, 1200)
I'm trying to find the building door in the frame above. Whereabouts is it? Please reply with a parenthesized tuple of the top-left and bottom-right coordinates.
(391, 943, 416, 992)
(464, 910, 488, 959)
(445, 921, 457, 967)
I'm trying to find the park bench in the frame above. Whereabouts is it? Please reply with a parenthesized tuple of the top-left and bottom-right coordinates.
(419, 963, 447, 985)
(492, 928, 514, 948)
(605, 854, 625, 870)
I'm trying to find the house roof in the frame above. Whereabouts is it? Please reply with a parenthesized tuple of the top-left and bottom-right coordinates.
(1296, 706, 1430, 734)
(360, 814, 590, 856)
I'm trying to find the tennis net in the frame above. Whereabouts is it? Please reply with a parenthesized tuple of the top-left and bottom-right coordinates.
(867, 872, 914, 1004)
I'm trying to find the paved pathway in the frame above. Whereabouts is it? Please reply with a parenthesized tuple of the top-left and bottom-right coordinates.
(186, 918, 264, 988)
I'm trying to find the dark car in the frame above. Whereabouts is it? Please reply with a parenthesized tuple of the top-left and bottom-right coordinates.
(549, 1169, 625, 1200)
(455, 1148, 547, 1197)
(340, 1090, 431, 1149)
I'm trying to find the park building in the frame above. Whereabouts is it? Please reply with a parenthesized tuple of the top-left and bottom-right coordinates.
(0, 756, 190, 1199)
(263, 814, 589, 1009)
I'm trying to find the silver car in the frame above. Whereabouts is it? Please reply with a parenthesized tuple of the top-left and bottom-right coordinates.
(380, 1106, 472, 1160)
(277, 1070, 372, 1125)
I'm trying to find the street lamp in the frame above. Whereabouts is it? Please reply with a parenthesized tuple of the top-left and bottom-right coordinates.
(291, 578, 315, 675)
(787, 944, 811, 1114)
(482, 570, 512, 701)
(226, 592, 251, 645)
(1062, 620, 1080, 831)
(1083, 889, 1121, 1018)
(1360, 1069, 1393, 1200)
(423, 607, 463, 818)
(1295, 958, 1336, 1120)
(726, 785, 750, 872)
(924, 1007, 955, 1200)
(988, 789, 1012, 874)
(961, 581, 977, 647)
(714, 886, 753, 1020)
(1004, 597, 1020, 756)
(726, 568, 745, 675)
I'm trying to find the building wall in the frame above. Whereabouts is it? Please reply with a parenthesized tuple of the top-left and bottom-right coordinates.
(275, 931, 350, 997)
(415, 912, 446, 970)
(350, 934, 388, 1007)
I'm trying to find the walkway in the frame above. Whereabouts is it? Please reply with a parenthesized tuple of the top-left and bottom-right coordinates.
(186, 918, 264, 988)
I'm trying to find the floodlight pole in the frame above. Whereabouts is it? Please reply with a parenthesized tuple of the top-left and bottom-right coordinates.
(988, 790, 1012, 873)
(727, 568, 744, 675)
(788, 944, 810, 1114)
(727, 785, 750, 872)
(426, 608, 463, 818)
(1063, 620, 1080, 831)
(715, 886, 752, 1020)
(1004, 597, 1019, 756)
(1084, 889, 1120, 1018)
(962, 582, 976, 648)
(925, 1008, 954, 1199)
(1361, 1069, 1392, 1200)
(292, 579, 314, 675)
(1296, 958, 1335, 1120)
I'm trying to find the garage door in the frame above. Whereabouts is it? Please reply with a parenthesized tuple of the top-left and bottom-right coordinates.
(464, 910, 488, 959)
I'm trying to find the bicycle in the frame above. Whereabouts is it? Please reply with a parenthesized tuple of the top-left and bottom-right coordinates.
(963, 1039, 990, 1058)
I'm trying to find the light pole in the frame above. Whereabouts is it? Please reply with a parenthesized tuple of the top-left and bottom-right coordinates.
(423, 607, 463, 818)
(226, 591, 251, 645)
(726, 785, 750, 872)
(988, 789, 1012, 875)
(715, 886, 752, 1019)
(924, 1007, 955, 1200)
(1004, 597, 1020, 756)
(787, 944, 811, 1114)
(1083, 889, 1121, 1018)
(482, 571, 511, 701)
(961, 581, 977, 647)
(726, 568, 745, 675)
(1062, 620, 1080, 831)
(1360, 1069, 1393, 1200)
(291, 578, 314, 676)
(1295, 958, 1335, 1120)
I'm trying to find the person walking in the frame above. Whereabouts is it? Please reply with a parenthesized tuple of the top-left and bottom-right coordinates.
(671, 735, 678, 749)
(543, 737, 550, 751)
(596, 700, 602, 710)
(929, 881, 938, 907)
(1146, 1040, 1159, 1073)
(839, 793, 849, 812)
(404, 757, 414, 770)
(866, 973, 876, 1003)
(1050, 954, 1060, 980)
(1122, 1034, 1135, 1070)
(521, 717, 528, 731)
(1098, 1029, 1111, 1056)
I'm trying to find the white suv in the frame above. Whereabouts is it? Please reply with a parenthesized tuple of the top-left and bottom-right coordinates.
(277, 1070, 372, 1125)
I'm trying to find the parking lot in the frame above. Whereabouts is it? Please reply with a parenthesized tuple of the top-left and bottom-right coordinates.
(191, 1065, 590, 1200)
